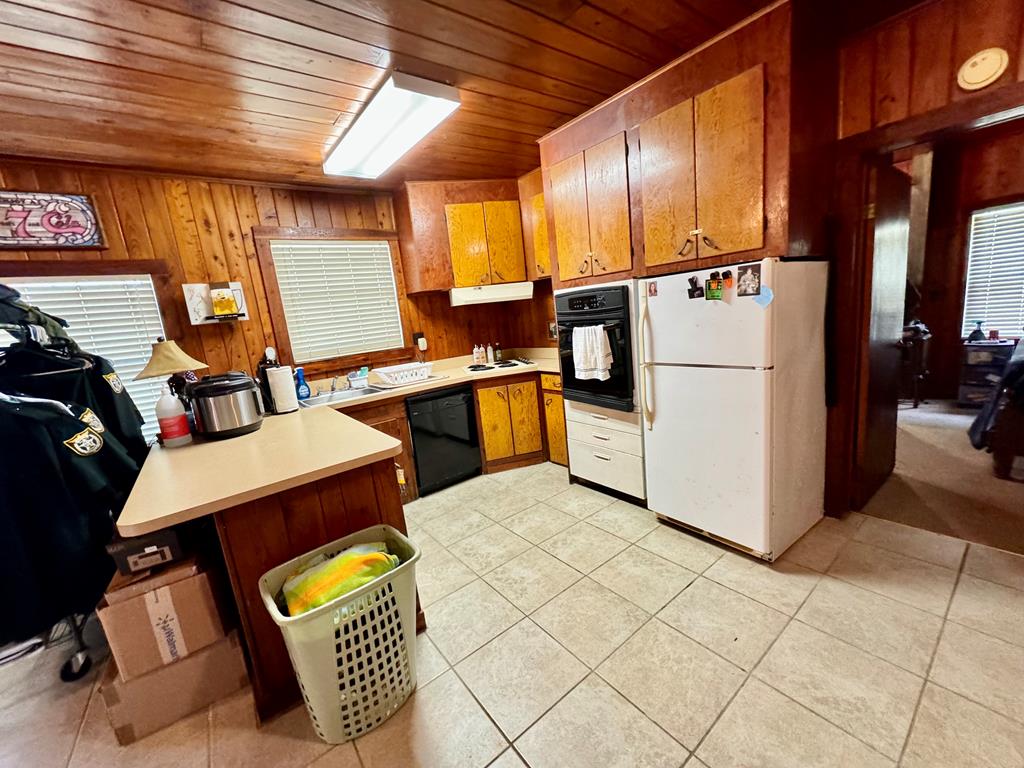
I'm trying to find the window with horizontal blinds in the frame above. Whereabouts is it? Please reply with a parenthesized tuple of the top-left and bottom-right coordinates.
(269, 240, 405, 363)
(6, 275, 166, 440)
(962, 201, 1024, 338)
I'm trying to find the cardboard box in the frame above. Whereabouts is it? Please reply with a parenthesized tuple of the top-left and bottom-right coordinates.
(100, 631, 248, 745)
(98, 570, 225, 681)
(103, 560, 200, 606)
(106, 528, 183, 575)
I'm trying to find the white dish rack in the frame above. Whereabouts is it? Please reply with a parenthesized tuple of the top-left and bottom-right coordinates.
(373, 362, 433, 386)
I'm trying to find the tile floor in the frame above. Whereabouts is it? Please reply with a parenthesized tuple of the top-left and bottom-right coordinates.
(6, 462, 1024, 767)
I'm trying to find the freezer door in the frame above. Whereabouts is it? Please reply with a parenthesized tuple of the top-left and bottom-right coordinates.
(644, 365, 772, 554)
(639, 259, 774, 368)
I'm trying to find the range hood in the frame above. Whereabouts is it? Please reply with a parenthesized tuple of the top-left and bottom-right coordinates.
(450, 281, 534, 307)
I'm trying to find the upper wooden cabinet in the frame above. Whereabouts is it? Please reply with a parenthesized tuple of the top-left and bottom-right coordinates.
(394, 179, 527, 293)
(638, 67, 765, 267)
(694, 66, 765, 258)
(548, 133, 632, 282)
(445, 200, 527, 287)
(517, 168, 552, 280)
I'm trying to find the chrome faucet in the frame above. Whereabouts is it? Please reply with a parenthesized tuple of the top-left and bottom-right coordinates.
(330, 375, 341, 392)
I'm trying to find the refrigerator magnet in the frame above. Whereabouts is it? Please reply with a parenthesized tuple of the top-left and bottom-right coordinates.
(722, 269, 734, 289)
(687, 275, 704, 299)
(704, 278, 724, 300)
(753, 285, 775, 308)
(647, 282, 658, 297)
(736, 264, 761, 296)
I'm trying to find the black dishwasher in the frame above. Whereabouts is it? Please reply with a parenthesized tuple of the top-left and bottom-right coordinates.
(406, 385, 482, 495)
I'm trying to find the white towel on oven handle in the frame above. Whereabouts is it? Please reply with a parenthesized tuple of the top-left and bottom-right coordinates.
(572, 325, 612, 381)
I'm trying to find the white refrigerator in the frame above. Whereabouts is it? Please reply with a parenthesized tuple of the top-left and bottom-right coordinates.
(637, 258, 828, 559)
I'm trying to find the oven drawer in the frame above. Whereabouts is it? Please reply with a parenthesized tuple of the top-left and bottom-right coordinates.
(564, 399, 641, 434)
(567, 420, 643, 456)
(568, 439, 645, 498)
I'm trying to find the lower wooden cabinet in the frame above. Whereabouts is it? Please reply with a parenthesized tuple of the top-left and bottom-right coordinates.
(543, 390, 568, 466)
(476, 376, 545, 468)
(344, 400, 418, 502)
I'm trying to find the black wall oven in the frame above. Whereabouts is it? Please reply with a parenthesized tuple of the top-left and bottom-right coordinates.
(555, 285, 634, 412)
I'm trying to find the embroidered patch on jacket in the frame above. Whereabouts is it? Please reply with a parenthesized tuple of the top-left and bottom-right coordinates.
(64, 427, 104, 457)
(103, 372, 125, 394)
(78, 407, 106, 433)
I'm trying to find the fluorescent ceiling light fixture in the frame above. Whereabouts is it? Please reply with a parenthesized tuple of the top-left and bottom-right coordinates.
(322, 72, 460, 179)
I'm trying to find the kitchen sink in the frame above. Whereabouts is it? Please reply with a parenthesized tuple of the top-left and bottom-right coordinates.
(299, 386, 384, 407)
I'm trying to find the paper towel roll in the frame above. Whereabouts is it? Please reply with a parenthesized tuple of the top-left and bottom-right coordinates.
(267, 366, 299, 414)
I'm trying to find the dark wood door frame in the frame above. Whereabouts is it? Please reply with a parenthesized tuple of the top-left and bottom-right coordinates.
(825, 80, 1024, 514)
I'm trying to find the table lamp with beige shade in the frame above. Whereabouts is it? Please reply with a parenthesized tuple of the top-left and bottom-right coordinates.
(135, 337, 208, 399)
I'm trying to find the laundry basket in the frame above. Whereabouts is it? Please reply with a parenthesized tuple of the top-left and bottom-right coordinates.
(259, 525, 420, 744)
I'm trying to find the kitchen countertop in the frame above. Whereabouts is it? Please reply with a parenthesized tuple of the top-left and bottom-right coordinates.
(117, 407, 402, 536)
(307, 349, 561, 412)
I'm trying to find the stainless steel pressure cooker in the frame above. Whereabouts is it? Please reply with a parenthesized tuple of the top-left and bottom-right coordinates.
(185, 372, 264, 439)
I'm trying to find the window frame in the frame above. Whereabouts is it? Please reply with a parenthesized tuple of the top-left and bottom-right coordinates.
(961, 199, 1024, 340)
(253, 226, 414, 377)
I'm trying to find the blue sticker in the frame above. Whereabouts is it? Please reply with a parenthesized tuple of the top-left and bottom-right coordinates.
(753, 285, 774, 308)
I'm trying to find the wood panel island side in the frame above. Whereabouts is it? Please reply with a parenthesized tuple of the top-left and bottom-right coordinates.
(116, 407, 416, 722)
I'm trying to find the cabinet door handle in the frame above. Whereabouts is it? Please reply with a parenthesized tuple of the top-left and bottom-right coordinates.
(497, 390, 506, 401)
(594, 256, 606, 271)
(591, 433, 611, 441)
(702, 235, 722, 251)
(578, 260, 588, 274)
(545, 397, 552, 406)
(677, 238, 694, 257)
(494, 270, 505, 281)
(592, 452, 612, 461)
(537, 263, 545, 274)
(512, 388, 522, 400)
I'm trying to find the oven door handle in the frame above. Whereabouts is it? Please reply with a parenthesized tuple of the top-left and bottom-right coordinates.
(639, 294, 653, 431)
(557, 320, 622, 332)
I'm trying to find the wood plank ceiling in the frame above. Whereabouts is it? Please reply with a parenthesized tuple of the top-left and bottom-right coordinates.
(0, 0, 771, 188)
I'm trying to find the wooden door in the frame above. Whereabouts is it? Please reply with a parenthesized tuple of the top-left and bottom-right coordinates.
(854, 163, 911, 509)
(543, 391, 568, 466)
(483, 201, 527, 283)
(529, 193, 552, 278)
(477, 384, 515, 461)
(584, 133, 632, 276)
(639, 99, 698, 266)
(548, 151, 592, 280)
(694, 66, 765, 258)
(508, 380, 542, 455)
(445, 202, 490, 287)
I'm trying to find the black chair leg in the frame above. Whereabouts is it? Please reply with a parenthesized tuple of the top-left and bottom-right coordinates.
(59, 615, 92, 682)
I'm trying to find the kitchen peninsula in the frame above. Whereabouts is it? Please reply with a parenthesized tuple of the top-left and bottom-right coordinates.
(116, 407, 407, 721)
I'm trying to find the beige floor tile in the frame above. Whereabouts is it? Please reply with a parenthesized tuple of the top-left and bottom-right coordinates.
(635, 524, 724, 573)
(684, 758, 710, 768)
(68, 687, 210, 768)
(948, 574, 1024, 646)
(483, 547, 583, 613)
(488, 748, 527, 768)
(931, 621, 1024, 724)
(518, 469, 571, 501)
(416, 547, 477, 607)
(407, 529, 445, 559)
(544, 484, 616, 519)
(515, 674, 688, 768)
(531, 578, 648, 667)
(704, 552, 820, 615)
(425, 580, 522, 663)
(210, 688, 329, 768)
(356, 670, 507, 768)
(902, 684, 1024, 768)
(586, 500, 659, 542)
(658, 577, 788, 671)
(539, 521, 629, 573)
(456, 619, 588, 739)
(854, 516, 966, 570)
(597, 619, 744, 749)
(817, 511, 866, 538)
(403, 494, 456, 524)
(434, 474, 504, 507)
(754, 622, 922, 759)
(415, 634, 449, 687)
(963, 543, 1024, 592)
(590, 546, 696, 613)
(796, 577, 943, 676)
(475, 491, 541, 522)
(828, 541, 958, 615)
(780, 521, 849, 572)
(500, 502, 578, 544)
(422, 507, 493, 545)
(697, 679, 893, 768)
(306, 743, 361, 767)
(449, 525, 532, 575)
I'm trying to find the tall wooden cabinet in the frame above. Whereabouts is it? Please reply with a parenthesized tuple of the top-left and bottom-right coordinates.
(518, 168, 552, 280)
(548, 133, 632, 281)
(638, 66, 765, 268)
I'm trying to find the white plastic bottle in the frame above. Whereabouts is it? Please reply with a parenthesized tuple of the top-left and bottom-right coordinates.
(472, 344, 480, 364)
(156, 384, 192, 447)
(486, 342, 495, 363)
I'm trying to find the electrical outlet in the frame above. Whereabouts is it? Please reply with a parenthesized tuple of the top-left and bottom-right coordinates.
(548, 321, 557, 340)
(413, 332, 428, 352)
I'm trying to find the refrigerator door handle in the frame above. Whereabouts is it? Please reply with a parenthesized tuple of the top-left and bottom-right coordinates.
(639, 294, 653, 431)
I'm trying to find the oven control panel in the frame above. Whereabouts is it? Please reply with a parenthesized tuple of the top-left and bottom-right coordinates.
(568, 294, 607, 311)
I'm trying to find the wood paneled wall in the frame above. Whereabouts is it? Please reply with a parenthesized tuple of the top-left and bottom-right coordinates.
(918, 122, 1024, 397)
(0, 159, 553, 375)
(838, 0, 1024, 138)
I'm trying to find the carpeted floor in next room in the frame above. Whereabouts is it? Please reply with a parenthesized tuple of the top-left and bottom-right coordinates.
(862, 400, 1024, 555)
